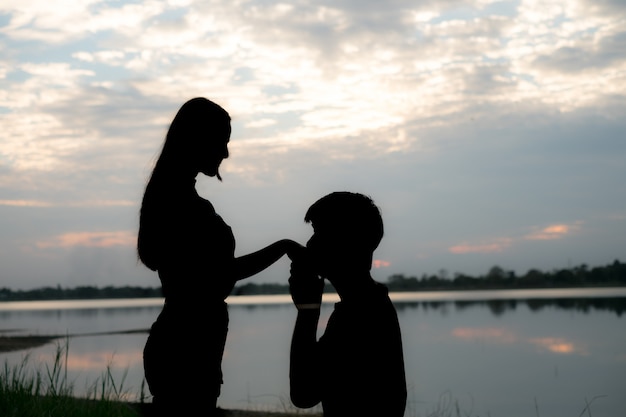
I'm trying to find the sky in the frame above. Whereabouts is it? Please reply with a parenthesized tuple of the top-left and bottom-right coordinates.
(1, 0, 625, 290)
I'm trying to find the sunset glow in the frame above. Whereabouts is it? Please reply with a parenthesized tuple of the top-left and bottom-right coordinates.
(36, 231, 136, 249)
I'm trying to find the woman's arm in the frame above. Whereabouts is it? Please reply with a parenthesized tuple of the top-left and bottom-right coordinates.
(232, 239, 303, 281)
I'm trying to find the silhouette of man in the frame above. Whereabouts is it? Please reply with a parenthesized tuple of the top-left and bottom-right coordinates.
(288, 191, 407, 417)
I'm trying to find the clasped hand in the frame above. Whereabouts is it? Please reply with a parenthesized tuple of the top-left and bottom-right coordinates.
(287, 247, 323, 307)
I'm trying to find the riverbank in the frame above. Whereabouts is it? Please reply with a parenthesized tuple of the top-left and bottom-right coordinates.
(0, 329, 150, 353)
(0, 334, 60, 353)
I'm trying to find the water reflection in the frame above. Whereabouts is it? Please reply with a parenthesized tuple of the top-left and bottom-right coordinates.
(1, 291, 625, 417)
(395, 297, 626, 316)
(451, 327, 518, 344)
(449, 327, 590, 356)
(528, 337, 588, 355)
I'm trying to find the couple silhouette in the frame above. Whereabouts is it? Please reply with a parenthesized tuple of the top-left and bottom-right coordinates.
(137, 98, 407, 417)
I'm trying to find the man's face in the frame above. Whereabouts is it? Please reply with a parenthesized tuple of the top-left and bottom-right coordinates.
(305, 224, 349, 278)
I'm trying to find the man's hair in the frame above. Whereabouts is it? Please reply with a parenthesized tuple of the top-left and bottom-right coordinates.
(304, 191, 384, 253)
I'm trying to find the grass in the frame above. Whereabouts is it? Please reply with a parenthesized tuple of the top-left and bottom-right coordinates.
(0, 340, 320, 417)
(0, 339, 141, 417)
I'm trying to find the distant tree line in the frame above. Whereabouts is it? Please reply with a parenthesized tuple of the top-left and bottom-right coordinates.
(385, 259, 626, 292)
(0, 285, 162, 302)
(1, 260, 624, 302)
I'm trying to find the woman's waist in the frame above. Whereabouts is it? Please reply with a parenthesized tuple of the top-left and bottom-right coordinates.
(155, 299, 229, 325)
(163, 295, 229, 309)
(151, 303, 229, 335)
(158, 275, 235, 301)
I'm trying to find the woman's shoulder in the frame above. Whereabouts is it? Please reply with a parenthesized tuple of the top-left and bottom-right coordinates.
(192, 196, 233, 232)
(194, 194, 217, 214)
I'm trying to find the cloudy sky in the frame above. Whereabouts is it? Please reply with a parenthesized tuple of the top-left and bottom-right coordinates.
(1, 0, 625, 290)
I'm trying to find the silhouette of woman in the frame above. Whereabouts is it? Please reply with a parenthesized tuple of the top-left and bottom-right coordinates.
(137, 97, 300, 416)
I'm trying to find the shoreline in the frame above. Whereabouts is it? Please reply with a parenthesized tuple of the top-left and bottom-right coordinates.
(0, 335, 61, 353)
(0, 329, 150, 353)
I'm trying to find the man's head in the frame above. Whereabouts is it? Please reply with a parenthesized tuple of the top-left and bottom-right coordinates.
(304, 192, 383, 277)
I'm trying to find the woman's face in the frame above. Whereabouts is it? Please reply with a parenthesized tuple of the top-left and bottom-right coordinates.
(199, 123, 231, 179)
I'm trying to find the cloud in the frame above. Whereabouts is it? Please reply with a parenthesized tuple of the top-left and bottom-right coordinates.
(524, 223, 581, 241)
(449, 239, 513, 254)
(532, 32, 626, 74)
(578, 0, 626, 16)
(449, 221, 583, 256)
(3, 0, 624, 181)
(373, 259, 391, 268)
(36, 231, 136, 249)
(0, 199, 54, 207)
(0, 0, 625, 288)
(0, 0, 167, 44)
(0, 199, 134, 208)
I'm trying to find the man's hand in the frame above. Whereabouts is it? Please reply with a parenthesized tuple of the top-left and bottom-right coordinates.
(289, 256, 324, 308)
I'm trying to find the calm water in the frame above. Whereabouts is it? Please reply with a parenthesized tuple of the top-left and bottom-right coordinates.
(1, 288, 625, 417)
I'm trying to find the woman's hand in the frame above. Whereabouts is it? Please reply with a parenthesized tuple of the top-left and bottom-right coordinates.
(283, 239, 306, 262)
(233, 239, 304, 281)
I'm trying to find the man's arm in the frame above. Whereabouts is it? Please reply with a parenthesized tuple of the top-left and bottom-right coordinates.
(290, 307, 322, 408)
(288, 261, 324, 408)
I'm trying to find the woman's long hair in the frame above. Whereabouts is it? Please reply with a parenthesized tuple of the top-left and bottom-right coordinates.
(137, 98, 230, 271)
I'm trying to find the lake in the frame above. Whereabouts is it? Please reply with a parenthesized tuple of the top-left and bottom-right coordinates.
(1, 288, 625, 417)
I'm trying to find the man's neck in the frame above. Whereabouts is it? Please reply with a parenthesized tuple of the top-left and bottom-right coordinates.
(328, 271, 377, 302)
